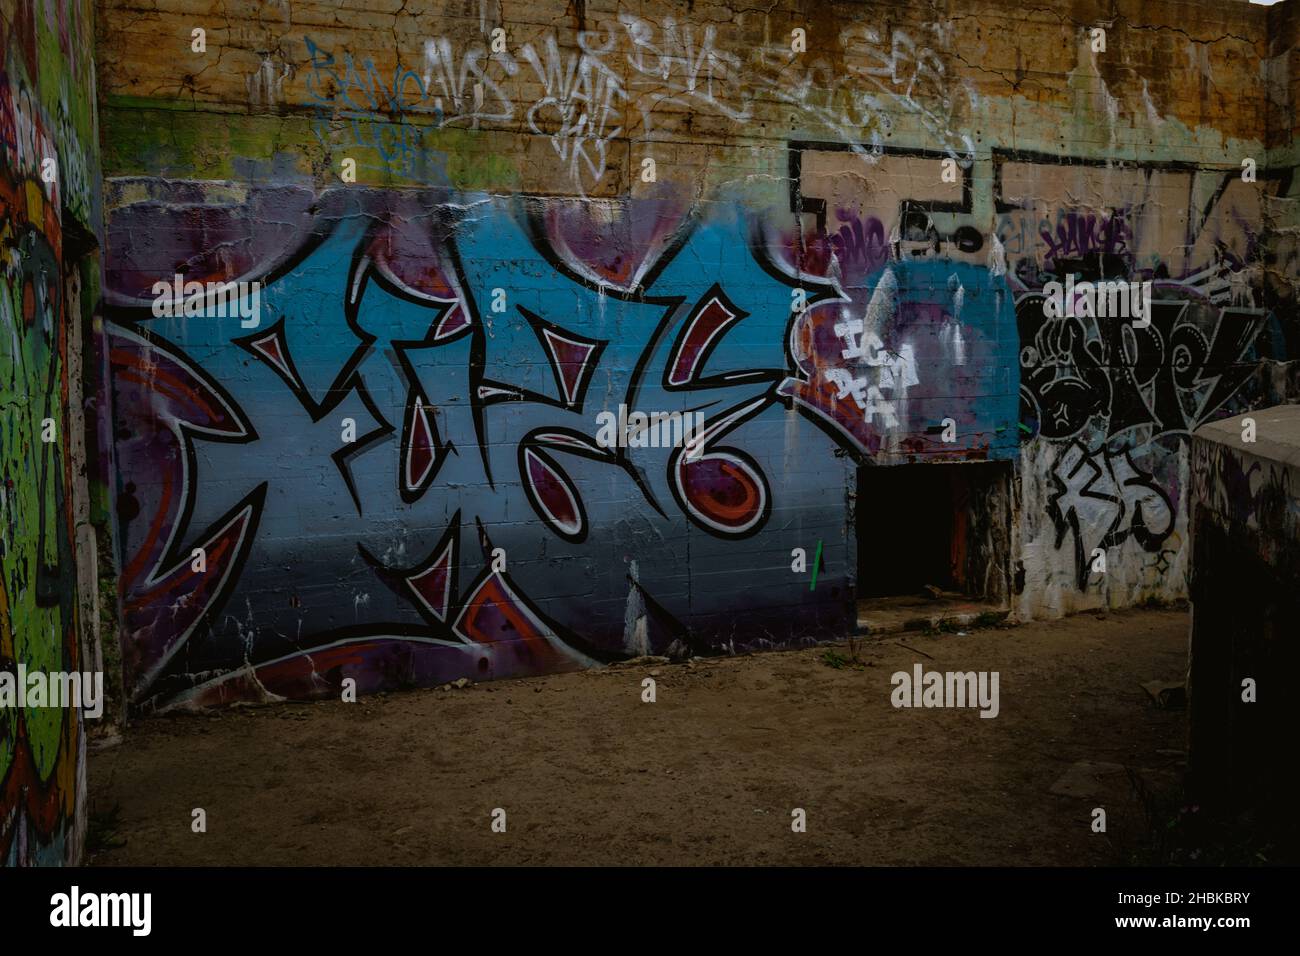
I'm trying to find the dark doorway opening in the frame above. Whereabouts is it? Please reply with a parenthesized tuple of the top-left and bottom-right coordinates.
(856, 464, 953, 597)
(855, 461, 1012, 605)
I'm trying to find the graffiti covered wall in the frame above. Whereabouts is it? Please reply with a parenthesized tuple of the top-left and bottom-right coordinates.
(1, 0, 101, 865)
(94, 0, 1299, 708)
(104, 186, 858, 708)
(1005, 154, 1298, 615)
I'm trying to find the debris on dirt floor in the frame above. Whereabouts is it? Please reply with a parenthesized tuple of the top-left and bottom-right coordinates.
(895, 640, 934, 660)
(613, 655, 671, 667)
(1050, 761, 1177, 801)
(88, 730, 124, 752)
(664, 639, 693, 661)
(441, 677, 473, 691)
(923, 584, 943, 599)
(819, 648, 874, 670)
(1140, 680, 1186, 710)
(1049, 760, 1128, 799)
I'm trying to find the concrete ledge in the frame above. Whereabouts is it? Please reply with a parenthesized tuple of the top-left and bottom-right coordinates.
(1191, 405, 1300, 543)
(1194, 404, 1300, 473)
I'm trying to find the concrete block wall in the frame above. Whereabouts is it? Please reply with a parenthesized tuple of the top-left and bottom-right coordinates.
(89, 0, 1299, 709)
(2, 0, 102, 866)
(1188, 404, 1300, 836)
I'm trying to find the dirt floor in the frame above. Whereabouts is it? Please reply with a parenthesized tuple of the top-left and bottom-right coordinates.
(87, 608, 1190, 866)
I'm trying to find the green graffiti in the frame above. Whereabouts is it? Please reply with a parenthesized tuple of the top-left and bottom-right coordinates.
(0, 229, 73, 786)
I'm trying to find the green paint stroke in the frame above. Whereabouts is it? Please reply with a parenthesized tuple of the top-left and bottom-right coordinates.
(809, 539, 824, 591)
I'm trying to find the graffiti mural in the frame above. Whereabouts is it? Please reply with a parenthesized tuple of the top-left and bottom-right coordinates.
(91, 2, 1300, 708)
(1, 0, 98, 867)
(106, 186, 895, 709)
(784, 145, 1018, 462)
(1046, 441, 1175, 589)
(785, 142, 1292, 607)
(995, 153, 1293, 606)
(106, 96, 1064, 710)
(104, 137, 1298, 705)
(0, 166, 83, 866)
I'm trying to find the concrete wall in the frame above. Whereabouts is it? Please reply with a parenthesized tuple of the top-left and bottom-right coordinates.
(92, 0, 1299, 709)
(1, 0, 102, 865)
(1188, 404, 1300, 838)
